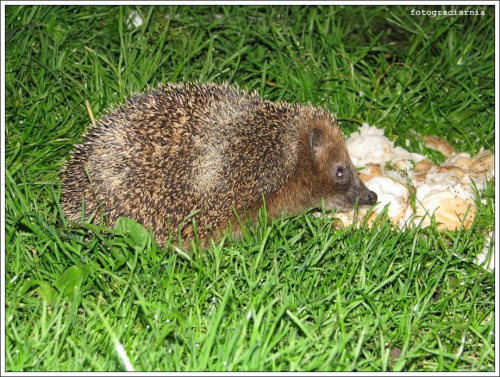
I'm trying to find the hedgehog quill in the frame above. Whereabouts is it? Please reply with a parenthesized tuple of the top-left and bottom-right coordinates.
(61, 82, 377, 247)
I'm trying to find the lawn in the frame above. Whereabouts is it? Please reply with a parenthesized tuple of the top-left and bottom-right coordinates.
(3, 4, 496, 372)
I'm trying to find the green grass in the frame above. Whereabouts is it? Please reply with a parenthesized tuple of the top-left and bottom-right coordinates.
(4, 4, 496, 372)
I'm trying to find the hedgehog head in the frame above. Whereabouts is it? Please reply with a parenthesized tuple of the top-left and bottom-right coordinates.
(299, 110, 378, 211)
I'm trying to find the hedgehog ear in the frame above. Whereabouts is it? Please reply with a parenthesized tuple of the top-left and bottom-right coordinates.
(310, 128, 324, 160)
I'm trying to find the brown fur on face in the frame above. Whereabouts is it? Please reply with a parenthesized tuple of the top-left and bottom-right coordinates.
(61, 82, 377, 248)
(265, 111, 377, 218)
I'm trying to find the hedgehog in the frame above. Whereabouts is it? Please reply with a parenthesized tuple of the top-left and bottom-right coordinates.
(61, 82, 377, 248)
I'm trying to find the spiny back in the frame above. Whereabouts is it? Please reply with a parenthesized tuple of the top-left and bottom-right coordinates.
(61, 82, 319, 245)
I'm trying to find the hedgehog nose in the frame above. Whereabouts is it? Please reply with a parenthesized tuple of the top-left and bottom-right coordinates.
(367, 190, 377, 205)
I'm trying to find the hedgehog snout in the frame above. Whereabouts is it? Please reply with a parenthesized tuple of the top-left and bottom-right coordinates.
(367, 190, 377, 205)
(356, 186, 378, 206)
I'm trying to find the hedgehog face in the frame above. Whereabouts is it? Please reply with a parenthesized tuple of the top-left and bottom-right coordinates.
(324, 159, 378, 210)
(308, 118, 378, 211)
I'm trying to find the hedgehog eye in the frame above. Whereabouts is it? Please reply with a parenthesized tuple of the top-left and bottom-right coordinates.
(335, 167, 344, 178)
